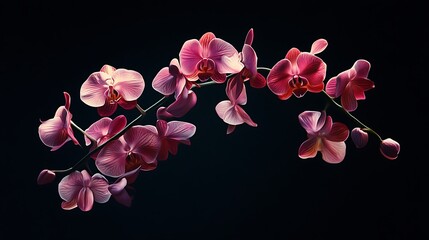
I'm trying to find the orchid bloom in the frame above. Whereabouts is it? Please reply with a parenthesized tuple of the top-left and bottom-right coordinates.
(238, 28, 266, 88)
(58, 170, 111, 212)
(152, 58, 191, 99)
(80, 64, 145, 117)
(179, 32, 244, 83)
(38, 92, 80, 151)
(298, 111, 349, 164)
(325, 59, 375, 112)
(95, 125, 161, 177)
(84, 115, 127, 159)
(267, 39, 328, 100)
(215, 75, 257, 134)
(155, 119, 196, 161)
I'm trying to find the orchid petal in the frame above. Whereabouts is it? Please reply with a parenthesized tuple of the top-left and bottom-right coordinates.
(298, 137, 320, 159)
(165, 121, 196, 140)
(320, 139, 346, 164)
(112, 69, 145, 101)
(77, 188, 94, 212)
(96, 140, 127, 177)
(326, 122, 349, 142)
(353, 59, 371, 78)
(80, 71, 110, 107)
(179, 39, 202, 75)
(351, 128, 369, 148)
(267, 59, 293, 96)
(310, 39, 328, 55)
(58, 171, 83, 202)
(296, 53, 326, 87)
(152, 67, 176, 96)
(90, 174, 111, 203)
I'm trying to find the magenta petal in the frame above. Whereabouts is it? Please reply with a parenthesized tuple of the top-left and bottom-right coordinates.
(113, 69, 145, 101)
(244, 28, 254, 45)
(85, 117, 112, 146)
(351, 128, 369, 148)
(77, 188, 94, 212)
(341, 85, 358, 112)
(298, 137, 320, 159)
(61, 199, 78, 210)
(179, 39, 202, 75)
(320, 139, 346, 164)
(296, 53, 326, 86)
(353, 59, 371, 78)
(156, 119, 168, 136)
(37, 169, 56, 185)
(267, 59, 293, 96)
(38, 116, 69, 151)
(109, 178, 133, 207)
(380, 138, 400, 160)
(208, 38, 243, 74)
(325, 77, 337, 97)
(125, 125, 161, 164)
(326, 122, 349, 142)
(157, 90, 197, 119)
(96, 140, 127, 177)
(241, 44, 257, 76)
(298, 111, 326, 134)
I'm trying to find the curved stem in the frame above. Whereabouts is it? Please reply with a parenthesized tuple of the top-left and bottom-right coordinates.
(322, 90, 382, 141)
(70, 120, 96, 142)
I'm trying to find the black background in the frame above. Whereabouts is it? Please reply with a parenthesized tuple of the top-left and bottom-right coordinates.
(1, 1, 426, 239)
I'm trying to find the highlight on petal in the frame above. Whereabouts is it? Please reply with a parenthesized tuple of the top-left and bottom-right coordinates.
(379, 138, 400, 160)
(320, 140, 346, 164)
(77, 187, 94, 212)
(112, 68, 145, 101)
(310, 38, 328, 55)
(89, 173, 111, 204)
(266, 59, 293, 96)
(109, 178, 133, 207)
(298, 111, 326, 134)
(80, 71, 111, 107)
(351, 128, 369, 148)
(37, 169, 56, 185)
(298, 137, 320, 159)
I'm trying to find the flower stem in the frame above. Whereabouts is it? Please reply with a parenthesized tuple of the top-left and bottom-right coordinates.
(322, 90, 382, 141)
(70, 120, 96, 142)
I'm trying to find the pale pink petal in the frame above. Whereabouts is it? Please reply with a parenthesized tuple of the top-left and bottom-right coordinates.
(96, 140, 127, 177)
(37, 169, 56, 185)
(298, 137, 320, 159)
(241, 44, 257, 76)
(179, 39, 202, 75)
(165, 121, 196, 140)
(333, 70, 350, 97)
(326, 122, 349, 142)
(85, 117, 112, 146)
(215, 100, 234, 120)
(298, 111, 326, 134)
(353, 59, 371, 78)
(380, 138, 400, 160)
(77, 188, 94, 212)
(208, 38, 243, 74)
(223, 106, 244, 125)
(157, 90, 197, 119)
(310, 39, 328, 55)
(320, 140, 346, 164)
(38, 116, 69, 151)
(112, 69, 145, 101)
(80, 71, 110, 107)
(58, 171, 83, 202)
(351, 128, 368, 148)
(267, 59, 293, 96)
(156, 119, 168, 136)
(236, 106, 257, 127)
(100, 64, 116, 75)
(199, 32, 216, 50)
(152, 67, 176, 95)
(90, 173, 111, 203)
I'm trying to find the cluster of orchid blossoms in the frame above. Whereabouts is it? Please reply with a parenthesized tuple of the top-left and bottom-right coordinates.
(37, 28, 400, 212)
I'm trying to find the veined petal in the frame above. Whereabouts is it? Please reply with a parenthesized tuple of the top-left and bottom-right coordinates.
(209, 38, 244, 74)
(298, 137, 320, 159)
(126, 126, 161, 164)
(157, 90, 197, 119)
(165, 121, 196, 140)
(267, 59, 293, 96)
(96, 140, 127, 177)
(156, 119, 168, 137)
(113, 69, 145, 101)
(236, 106, 257, 127)
(80, 71, 110, 107)
(38, 116, 69, 150)
(249, 73, 267, 89)
(89, 174, 111, 203)
(215, 100, 234, 120)
(326, 122, 349, 142)
(320, 139, 346, 164)
(285, 48, 300, 64)
(85, 117, 112, 146)
(241, 44, 257, 76)
(244, 28, 254, 45)
(353, 59, 371, 78)
(298, 111, 326, 134)
(179, 39, 202, 75)
(296, 53, 326, 86)
(58, 171, 83, 202)
(341, 85, 358, 112)
(351, 128, 368, 148)
(325, 77, 337, 97)
(222, 105, 245, 125)
(310, 39, 328, 55)
(152, 67, 176, 95)
(77, 188, 94, 212)
(61, 199, 78, 210)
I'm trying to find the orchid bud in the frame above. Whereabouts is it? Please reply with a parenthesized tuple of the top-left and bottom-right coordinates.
(351, 127, 369, 148)
(379, 138, 400, 160)
(37, 169, 56, 185)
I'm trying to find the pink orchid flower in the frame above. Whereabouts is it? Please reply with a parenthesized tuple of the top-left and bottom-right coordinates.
(95, 125, 161, 177)
(379, 138, 400, 160)
(215, 76, 257, 134)
(155, 119, 196, 161)
(38, 92, 80, 151)
(156, 88, 197, 120)
(325, 59, 375, 112)
(267, 39, 328, 100)
(238, 28, 266, 88)
(58, 169, 111, 212)
(298, 110, 349, 164)
(179, 32, 244, 83)
(152, 58, 190, 99)
(84, 115, 127, 159)
(80, 64, 145, 116)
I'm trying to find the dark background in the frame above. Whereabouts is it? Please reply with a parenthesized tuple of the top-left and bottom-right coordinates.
(1, 1, 426, 239)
